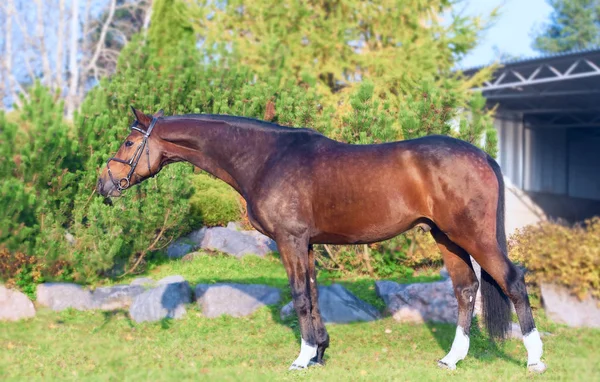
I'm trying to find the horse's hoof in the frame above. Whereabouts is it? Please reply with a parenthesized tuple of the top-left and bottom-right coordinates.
(288, 363, 306, 371)
(308, 360, 323, 367)
(528, 362, 547, 373)
(437, 360, 456, 370)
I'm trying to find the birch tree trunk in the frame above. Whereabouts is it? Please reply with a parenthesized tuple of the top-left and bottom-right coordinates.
(66, 0, 80, 118)
(56, 0, 66, 94)
(35, 0, 53, 86)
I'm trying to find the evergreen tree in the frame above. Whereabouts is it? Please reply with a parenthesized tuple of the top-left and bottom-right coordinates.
(533, 0, 600, 53)
(189, 0, 497, 153)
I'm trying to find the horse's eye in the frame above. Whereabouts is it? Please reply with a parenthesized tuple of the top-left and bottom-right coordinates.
(125, 141, 134, 147)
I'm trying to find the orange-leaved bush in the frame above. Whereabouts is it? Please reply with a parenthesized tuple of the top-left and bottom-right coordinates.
(509, 218, 600, 300)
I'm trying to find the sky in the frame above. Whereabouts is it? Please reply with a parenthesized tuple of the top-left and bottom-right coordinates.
(457, 0, 554, 69)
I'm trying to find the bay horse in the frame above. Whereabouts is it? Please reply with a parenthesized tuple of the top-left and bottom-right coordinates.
(97, 107, 546, 373)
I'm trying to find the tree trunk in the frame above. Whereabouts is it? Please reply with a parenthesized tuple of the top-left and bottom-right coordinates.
(35, 0, 53, 86)
(56, 0, 66, 94)
(67, 0, 80, 118)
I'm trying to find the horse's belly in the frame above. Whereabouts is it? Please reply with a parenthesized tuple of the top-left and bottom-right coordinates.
(310, 197, 420, 244)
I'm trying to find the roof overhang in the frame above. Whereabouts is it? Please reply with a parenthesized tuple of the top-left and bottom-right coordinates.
(463, 48, 600, 128)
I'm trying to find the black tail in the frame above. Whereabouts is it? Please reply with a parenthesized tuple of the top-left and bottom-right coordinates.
(482, 156, 511, 340)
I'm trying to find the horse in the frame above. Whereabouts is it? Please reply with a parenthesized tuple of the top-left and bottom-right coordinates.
(96, 107, 546, 373)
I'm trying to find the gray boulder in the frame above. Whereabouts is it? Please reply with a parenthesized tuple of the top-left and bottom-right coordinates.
(376, 279, 457, 323)
(280, 284, 380, 324)
(541, 282, 600, 328)
(166, 228, 207, 258)
(37, 283, 94, 311)
(0, 286, 35, 321)
(195, 283, 281, 318)
(200, 227, 275, 258)
(129, 280, 193, 323)
(157, 275, 186, 285)
(130, 277, 156, 287)
(92, 285, 145, 310)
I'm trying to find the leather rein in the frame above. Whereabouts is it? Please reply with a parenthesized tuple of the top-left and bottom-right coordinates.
(106, 116, 159, 191)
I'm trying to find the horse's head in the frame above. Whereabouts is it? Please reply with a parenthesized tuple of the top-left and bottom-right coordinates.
(96, 107, 165, 197)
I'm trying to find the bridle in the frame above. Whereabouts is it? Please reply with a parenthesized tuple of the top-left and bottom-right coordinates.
(106, 116, 159, 191)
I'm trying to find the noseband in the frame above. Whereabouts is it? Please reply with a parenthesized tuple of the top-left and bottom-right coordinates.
(106, 116, 158, 191)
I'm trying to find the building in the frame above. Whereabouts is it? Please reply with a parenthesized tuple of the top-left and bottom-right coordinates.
(465, 49, 600, 234)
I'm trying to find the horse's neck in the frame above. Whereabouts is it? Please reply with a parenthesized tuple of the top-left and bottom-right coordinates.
(157, 118, 278, 196)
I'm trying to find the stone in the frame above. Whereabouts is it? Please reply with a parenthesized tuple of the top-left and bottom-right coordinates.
(157, 275, 186, 285)
(280, 284, 381, 324)
(181, 251, 206, 262)
(200, 227, 275, 258)
(439, 266, 450, 280)
(129, 281, 192, 323)
(130, 277, 156, 287)
(226, 221, 243, 231)
(195, 283, 281, 318)
(0, 286, 35, 321)
(541, 282, 600, 328)
(36, 283, 94, 311)
(376, 279, 457, 324)
(280, 300, 296, 321)
(92, 285, 145, 310)
(166, 228, 207, 258)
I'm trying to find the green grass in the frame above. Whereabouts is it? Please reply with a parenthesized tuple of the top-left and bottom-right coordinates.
(1, 254, 599, 381)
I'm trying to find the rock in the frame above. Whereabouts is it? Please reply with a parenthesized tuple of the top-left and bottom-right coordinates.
(508, 322, 550, 339)
(200, 227, 275, 258)
(181, 251, 206, 262)
(130, 277, 156, 287)
(226, 221, 243, 231)
(280, 300, 296, 321)
(439, 266, 450, 280)
(65, 232, 75, 245)
(129, 281, 192, 323)
(166, 241, 195, 259)
(37, 283, 94, 311)
(92, 285, 145, 310)
(0, 286, 35, 321)
(541, 282, 600, 328)
(166, 228, 207, 258)
(157, 275, 186, 285)
(195, 283, 281, 318)
(280, 284, 381, 324)
(376, 279, 457, 324)
(240, 230, 278, 253)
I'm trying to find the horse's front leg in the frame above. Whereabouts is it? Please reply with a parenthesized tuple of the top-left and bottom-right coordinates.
(277, 235, 319, 370)
(308, 245, 329, 364)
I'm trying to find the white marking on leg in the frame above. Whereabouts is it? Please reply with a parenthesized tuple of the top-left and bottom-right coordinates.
(289, 337, 317, 370)
(524, 329, 546, 372)
(439, 326, 470, 370)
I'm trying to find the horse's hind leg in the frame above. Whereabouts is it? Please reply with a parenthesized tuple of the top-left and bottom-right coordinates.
(456, 236, 546, 373)
(307, 245, 329, 365)
(431, 228, 479, 370)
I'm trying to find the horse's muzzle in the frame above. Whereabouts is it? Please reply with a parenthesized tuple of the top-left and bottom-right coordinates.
(96, 177, 122, 197)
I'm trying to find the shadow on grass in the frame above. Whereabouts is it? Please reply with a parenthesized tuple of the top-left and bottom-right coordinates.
(425, 316, 523, 367)
(91, 309, 135, 333)
(95, 254, 524, 368)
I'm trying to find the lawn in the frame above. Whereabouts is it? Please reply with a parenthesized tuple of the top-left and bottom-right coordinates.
(1, 253, 598, 381)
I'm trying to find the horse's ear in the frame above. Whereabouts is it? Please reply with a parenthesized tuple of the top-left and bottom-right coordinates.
(130, 106, 151, 126)
(154, 109, 164, 118)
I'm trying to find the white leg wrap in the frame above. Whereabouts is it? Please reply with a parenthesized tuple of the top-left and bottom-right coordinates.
(439, 326, 470, 370)
(289, 338, 317, 370)
(524, 329, 546, 373)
